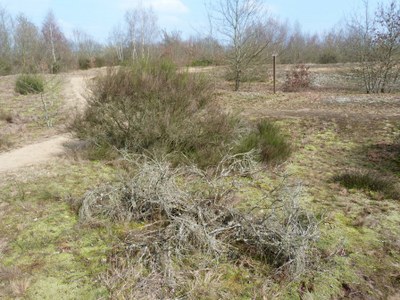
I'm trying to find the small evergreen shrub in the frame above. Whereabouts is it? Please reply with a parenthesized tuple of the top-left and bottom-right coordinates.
(236, 120, 291, 164)
(15, 74, 45, 95)
(73, 59, 236, 168)
(191, 59, 213, 67)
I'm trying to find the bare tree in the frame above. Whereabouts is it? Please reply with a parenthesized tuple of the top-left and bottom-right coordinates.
(42, 11, 71, 73)
(125, 4, 159, 62)
(0, 6, 13, 74)
(212, 0, 274, 91)
(73, 29, 101, 58)
(13, 14, 41, 72)
(108, 24, 126, 63)
(346, 0, 400, 93)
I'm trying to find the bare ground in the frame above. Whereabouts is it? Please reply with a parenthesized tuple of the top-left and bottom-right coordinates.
(0, 72, 90, 173)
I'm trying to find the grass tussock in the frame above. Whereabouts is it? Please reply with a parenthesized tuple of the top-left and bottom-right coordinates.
(0, 109, 13, 123)
(0, 134, 13, 150)
(333, 170, 397, 198)
(73, 60, 236, 168)
(15, 74, 45, 95)
(76, 158, 319, 298)
(236, 120, 291, 164)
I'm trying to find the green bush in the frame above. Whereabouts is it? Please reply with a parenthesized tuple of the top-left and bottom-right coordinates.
(73, 59, 236, 168)
(236, 120, 291, 164)
(0, 59, 12, 75)
(15, 74, 45, 95)
(78, 57, 91, 70)
(94, 56, 105, 68)
(191, 59, 213, 67)
(318, 52, 338, 64)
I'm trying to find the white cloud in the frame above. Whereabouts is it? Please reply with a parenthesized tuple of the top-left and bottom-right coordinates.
(119, 0, 188, 14)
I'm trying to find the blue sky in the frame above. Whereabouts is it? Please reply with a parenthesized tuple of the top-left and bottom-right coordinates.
(0, 0, 384, 42)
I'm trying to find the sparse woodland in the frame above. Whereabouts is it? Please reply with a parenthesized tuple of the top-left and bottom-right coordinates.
(1, 0, 400, 299)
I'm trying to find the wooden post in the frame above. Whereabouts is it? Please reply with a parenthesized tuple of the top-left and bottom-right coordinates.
(273, 55, 276, 94)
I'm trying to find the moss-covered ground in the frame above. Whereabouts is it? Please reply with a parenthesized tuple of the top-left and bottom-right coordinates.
(1, 66, 399, 299)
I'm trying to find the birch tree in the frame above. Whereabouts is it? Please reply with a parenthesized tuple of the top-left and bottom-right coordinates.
(125, 4, 159, 62)
(42, 11, 70, 73)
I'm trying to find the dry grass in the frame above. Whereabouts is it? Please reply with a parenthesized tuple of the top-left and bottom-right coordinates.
(0, 266, 31, 298)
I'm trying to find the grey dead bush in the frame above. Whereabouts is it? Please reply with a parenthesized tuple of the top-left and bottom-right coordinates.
(77, 156, 319, 298)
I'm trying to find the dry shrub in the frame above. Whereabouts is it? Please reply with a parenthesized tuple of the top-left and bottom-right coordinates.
(77, 158, 319, 298)
(0, 266, 30, 298)
(0, 109, 13, 123)
(0, 134, 13, 150)
(283, 64, 311, 92)
(73, 60, 236, 168)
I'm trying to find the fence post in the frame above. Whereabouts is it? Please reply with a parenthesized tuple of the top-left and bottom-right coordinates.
(272, 54, 276, 94)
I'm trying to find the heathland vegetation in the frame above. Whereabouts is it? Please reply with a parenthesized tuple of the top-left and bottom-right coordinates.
(1, 0, 400, 299)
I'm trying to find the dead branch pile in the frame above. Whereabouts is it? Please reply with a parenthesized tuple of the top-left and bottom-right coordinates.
(78, 158, 319, 298)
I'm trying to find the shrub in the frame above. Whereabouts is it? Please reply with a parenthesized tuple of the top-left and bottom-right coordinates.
(78, 57, 91, 70)
(0, 134, 13, 150)
(191, 59, 213, 67)
(282, 64, 311, 92)
(318, 52, 338, 64)
(236, 120, 291, 164)
(0, 59, 12, 75)
(94, 56, 105, 68)
(0, 109, 13, 123)
(73, 59, 236, 168)
(15, 74, 44, 95)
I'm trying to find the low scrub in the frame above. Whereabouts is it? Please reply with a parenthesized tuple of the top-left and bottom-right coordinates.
(73, 60, 236, 168)
(236, 120, 291, 164)
(191, 59, 213, 67)
(77, 159, 319, 298)
(0, 134, 13, 150)
(15, 74, 44, 95)
(333, 170, 397, 198)
(78, 57, 91, 70)
(283, 64, 311, 92)
(0, 110, 13, 123)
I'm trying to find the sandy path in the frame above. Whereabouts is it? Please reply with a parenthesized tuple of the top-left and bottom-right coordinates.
(0, 134, 72, 173)
(0, 75, 88, 173)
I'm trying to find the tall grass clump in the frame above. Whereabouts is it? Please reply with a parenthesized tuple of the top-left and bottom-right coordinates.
(333, 170, 396, 198)
(73, 60, 235, 168)
(15, 74, 44, 95)
(236, 120, 291, 164)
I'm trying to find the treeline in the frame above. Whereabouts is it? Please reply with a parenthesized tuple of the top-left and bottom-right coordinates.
(0, 1, 399, 83)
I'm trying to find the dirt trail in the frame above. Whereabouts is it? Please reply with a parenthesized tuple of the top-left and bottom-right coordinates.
(0, 75, 88, 173)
